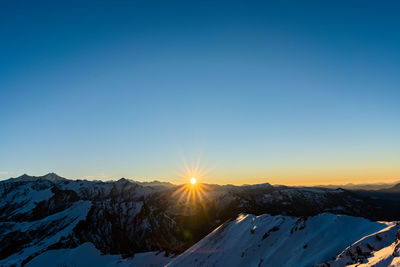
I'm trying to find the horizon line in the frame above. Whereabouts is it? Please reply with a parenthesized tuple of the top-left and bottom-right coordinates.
(1, 172, 399, 188)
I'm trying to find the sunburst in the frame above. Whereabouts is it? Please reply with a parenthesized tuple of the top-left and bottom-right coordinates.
(169, 157, 213, 216)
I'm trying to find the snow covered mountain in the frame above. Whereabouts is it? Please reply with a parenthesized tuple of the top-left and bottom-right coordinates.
(16, 213, 400, 267)
(0, 174, 183, 266)
(1, 173, 400, 266)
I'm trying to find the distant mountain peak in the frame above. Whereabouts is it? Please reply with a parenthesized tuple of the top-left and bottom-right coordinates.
(116, 177, 131, 184)
(241, 182, 272, 188)
(379, 182, 400, 193)
(11, 172, 67, 182)
(42, 172, 66, 181)
(136, 180, 174, 187)
(393, 183, 400, 188)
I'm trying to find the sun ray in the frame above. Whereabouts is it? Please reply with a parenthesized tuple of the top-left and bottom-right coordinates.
(168, 156, 216, 217)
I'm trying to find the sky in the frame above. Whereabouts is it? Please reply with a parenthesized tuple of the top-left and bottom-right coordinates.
(0, 0, 399, 185)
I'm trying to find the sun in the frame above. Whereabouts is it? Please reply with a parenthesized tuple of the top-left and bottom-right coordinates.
(190, 177, 197, 185)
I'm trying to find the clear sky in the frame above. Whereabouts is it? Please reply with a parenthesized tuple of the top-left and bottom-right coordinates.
(1, 0, 399, 185)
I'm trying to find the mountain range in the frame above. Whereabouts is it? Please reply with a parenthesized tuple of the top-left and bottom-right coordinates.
(1, 173, 399, 266)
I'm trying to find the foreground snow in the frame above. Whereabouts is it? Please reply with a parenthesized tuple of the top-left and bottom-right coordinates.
(26, 243, 172, 267)
(319, 221, 400, 267)
(167, 213, 400, 267)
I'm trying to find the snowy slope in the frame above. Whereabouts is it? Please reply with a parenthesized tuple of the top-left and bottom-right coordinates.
(26, 242, 172, 267)
(318, 221, 400, 266)
(0, 179, 54, 219)
(0, 201, 92, 266)
(167, 213, 399, 267)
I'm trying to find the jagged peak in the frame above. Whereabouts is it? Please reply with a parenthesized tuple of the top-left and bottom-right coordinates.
(9, 172, 67, 183)
(136, 180, 174, 187)
(112, 178, 174, 188)
(116, 177, 131, 184)
(241, 182, 272, 188)
(41, 172, 67, 181)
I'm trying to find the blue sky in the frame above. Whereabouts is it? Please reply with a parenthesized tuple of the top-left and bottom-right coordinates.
(1, 0, 399, 185)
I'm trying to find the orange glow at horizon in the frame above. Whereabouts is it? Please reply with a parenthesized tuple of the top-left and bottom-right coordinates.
(168, 153, 400, 187)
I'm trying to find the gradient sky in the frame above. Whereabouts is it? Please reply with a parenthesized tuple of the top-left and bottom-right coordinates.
(1, 0, 399, 185)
